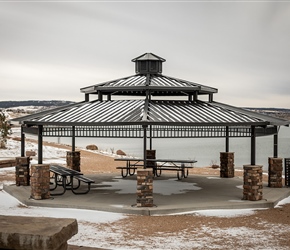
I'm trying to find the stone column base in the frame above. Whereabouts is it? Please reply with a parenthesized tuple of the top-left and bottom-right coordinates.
(136, 170, 153, 207)
(15, 157, 30, 186)
(66, 151, 80, 172)
(268, 157, 283, 188)
(243, 165, 263, 201)
(146, 149, 156, 168)
(31, 164, 50, 200)
(220, 152, 234, 178)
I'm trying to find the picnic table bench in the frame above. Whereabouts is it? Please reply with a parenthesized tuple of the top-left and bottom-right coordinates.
(115, 158, 144, 177)
(114, 158, 197, 180)
(50, 165, 95, 195)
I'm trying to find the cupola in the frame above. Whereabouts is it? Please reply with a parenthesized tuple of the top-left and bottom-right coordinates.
(132, 52, 166, 74)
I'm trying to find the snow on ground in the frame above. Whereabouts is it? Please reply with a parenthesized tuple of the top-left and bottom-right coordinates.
(275, 196, 290, 208)
(1, 136, 67, 165)
(2, 135, 290, 249)
(1, 189, 290, 250)
(0, 191, 125, 224)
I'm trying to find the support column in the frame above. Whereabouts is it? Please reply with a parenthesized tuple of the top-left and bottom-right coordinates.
(251, 126, 256, 165)
(66, 151, 81, 172)
(72, 126, 76, 152)
(136, 169, 154, 207)
(268, 157, 283, 188)
(225, 126, 229, 153)
(220, 152, 234, 178)
(273, 132, 278, 158)
(149, 125, 153, 150)
(143, 125, 147, 169)
(30, 164, 50, 200)
(38, 125, 43, 164)
(21, 126, 25, 157)
(243, 165, 263, 201)
(15, 157, 30, 186)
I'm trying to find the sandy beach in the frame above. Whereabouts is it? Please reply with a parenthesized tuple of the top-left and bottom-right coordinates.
(1, 137, 290, 249)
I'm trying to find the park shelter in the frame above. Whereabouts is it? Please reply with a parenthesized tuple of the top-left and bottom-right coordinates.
(12, 53, 289, 169)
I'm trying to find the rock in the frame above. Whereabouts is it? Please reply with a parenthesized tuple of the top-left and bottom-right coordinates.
(0, 215, 78, 250)
(26, 150, 36, 157)
(86, 144, 98, 150)
(212, 165, 219, 169)
(116, 149, 126, 156)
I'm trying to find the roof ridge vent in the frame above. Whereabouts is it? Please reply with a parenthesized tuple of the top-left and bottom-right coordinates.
(132, 52, 165, 74)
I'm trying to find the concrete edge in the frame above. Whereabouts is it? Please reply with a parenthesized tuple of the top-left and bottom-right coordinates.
(3, 184, 290, 216)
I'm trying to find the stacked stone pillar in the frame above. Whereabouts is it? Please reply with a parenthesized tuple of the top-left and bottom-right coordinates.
(146, 149, 156, 169)
(66, 151, 80, 172)
(30, 164, 50, 200)
(136, 170, 153, 207)
(220, 152, 234, 178)
(243, 165, 263, 201)
(15, 157, 30, 186)
(268, 157, 283, 188)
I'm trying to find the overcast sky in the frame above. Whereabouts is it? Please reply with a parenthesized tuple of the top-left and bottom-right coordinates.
(0, 1, 290, 108)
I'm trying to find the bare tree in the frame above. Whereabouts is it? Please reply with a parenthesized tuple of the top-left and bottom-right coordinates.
(0, 111, 12, 149)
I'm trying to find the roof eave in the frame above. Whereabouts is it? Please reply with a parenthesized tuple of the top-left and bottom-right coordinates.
(22, 120, 269, 127)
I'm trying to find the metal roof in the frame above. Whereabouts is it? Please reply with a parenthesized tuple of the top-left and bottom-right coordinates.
(131, 53, 166, 62)
(80, 74, 218, 96)
(13, 99, 289, 127)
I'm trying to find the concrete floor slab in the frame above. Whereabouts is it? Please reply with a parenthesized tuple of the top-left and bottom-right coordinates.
(4, 173, 290, 215)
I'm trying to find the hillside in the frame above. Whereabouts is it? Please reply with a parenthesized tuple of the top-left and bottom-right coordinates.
(0, 100, 74, 109)
(245, 107, 290, 121)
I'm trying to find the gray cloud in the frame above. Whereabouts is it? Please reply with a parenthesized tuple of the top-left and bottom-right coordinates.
(0, 2, 289, 108)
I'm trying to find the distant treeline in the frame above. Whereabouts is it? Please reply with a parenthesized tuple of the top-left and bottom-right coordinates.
(0, 100, 75, 108)
(244, 107, 290, 113)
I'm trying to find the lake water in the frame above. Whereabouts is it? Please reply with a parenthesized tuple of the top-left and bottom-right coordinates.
(48, 126, 290, 170)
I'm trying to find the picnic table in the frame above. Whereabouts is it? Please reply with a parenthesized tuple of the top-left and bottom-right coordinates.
(49, 165, 95, 195)
(114, 158, 197, 180)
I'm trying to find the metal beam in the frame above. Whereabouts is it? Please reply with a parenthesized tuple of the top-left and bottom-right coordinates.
(274, 126, 278, 158)
(225, 126, 229, 152)
(149, 125, 152, 150)
(21, 126, 25, 157)
(23, 126, 38, 135)
(251, 126, 256, 165)
(72, 126, 76, 152)
(38, 125, 43, 164)
(143, 125, 147, 169)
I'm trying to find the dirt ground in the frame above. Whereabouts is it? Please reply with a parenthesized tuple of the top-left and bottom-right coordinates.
(2, 139, 290, 249)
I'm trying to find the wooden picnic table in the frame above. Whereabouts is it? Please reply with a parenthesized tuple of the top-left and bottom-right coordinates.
(114, 158, 197, 180)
